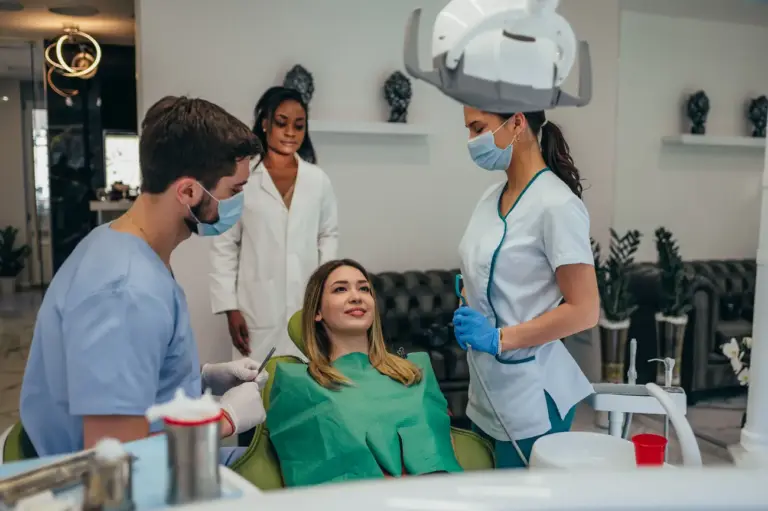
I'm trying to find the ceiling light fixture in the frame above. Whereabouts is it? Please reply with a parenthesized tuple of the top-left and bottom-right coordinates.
(48, 5, 100, 17)
(45, 26, 102, 98)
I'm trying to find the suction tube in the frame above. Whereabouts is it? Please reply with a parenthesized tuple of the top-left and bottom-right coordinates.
(465, 347, 530, 467)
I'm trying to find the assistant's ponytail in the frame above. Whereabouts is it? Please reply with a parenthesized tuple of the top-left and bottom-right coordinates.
(539, 120, 582, 198)
(501, 111, 583, 198)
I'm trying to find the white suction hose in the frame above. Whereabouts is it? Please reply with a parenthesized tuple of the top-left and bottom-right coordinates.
(466, 347, 530, 467)
(645, 382, 703, 467)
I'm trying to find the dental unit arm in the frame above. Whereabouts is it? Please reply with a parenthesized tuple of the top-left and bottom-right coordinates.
(0, 439, 134, 511)
(403, 0, 592, 113)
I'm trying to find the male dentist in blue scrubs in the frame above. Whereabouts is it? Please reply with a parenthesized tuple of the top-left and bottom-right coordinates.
(20, 96, 266, 466)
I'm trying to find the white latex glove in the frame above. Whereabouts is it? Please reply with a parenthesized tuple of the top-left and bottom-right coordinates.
(201, 358, 269, 396)
(219, 381, 266, 435)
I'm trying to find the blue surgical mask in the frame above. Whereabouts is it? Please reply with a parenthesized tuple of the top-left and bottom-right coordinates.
(467, 120, 514, 171)
(188, 185, 244, 237)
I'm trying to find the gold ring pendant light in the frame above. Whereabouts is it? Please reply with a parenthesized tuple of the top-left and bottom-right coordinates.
(45, 26, 102, 98)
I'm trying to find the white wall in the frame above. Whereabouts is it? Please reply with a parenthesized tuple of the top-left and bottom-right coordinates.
(135, 0, 620, 364)
(614, 7, 768, 261)
(0, 79, 29, 284)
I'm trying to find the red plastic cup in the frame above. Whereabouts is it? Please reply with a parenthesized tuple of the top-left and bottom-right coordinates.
(632, 433, 667, 466)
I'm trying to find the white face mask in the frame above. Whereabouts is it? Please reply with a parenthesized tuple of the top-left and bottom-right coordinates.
(467, 119, 514, 171)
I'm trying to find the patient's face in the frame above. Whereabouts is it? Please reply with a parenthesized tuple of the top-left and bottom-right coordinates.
(316, 265, 375, 335)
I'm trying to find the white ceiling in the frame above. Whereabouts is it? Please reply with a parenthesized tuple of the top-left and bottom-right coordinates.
(0, 0, 134, 79)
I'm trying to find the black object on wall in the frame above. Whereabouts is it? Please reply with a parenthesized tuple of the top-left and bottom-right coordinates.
(46, 43, 137, 272)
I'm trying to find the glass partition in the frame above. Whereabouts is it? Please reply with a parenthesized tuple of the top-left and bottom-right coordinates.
(0, 38, 49, 288)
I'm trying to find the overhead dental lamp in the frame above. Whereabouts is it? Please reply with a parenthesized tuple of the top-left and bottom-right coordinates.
(403, 0, 592, 113)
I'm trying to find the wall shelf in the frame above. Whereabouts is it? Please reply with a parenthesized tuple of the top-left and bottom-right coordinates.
(311, 120, 430, 136)
(661, 134, 766, 149)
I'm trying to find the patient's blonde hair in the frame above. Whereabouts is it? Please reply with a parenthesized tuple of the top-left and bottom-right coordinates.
(302, 259, 423, 390)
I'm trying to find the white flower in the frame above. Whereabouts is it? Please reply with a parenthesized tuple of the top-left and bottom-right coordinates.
(743, 337, 753, 349)
(722, 338, 740, 361)
(738, 368, 750, 386)
(730, 357, 743, 374)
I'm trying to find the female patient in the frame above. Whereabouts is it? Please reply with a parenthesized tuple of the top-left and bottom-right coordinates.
(266, 259, 462, 487)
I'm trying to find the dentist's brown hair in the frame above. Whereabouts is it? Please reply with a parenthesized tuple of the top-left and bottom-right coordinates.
(302, 259, 423, 390)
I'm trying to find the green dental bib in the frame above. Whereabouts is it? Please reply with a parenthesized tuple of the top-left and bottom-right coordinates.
(266, 351, 463, 487)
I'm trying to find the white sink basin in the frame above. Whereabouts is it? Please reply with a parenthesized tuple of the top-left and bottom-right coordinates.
(529, 432, 637, 469)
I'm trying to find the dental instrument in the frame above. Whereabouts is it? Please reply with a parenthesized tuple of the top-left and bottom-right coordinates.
(256, 347, 276, 378)
(453, 273, 530, 467)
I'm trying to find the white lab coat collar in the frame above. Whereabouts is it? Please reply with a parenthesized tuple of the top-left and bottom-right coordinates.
(252, 153, 303, 207)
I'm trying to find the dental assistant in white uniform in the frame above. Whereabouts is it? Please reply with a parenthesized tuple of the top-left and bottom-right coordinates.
(453, 108, 599, 468)
(210, 86, 338, 362)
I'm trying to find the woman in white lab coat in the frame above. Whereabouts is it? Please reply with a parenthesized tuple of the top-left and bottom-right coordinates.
(453, 108, 599, 469)
(210, 86, 338, 362)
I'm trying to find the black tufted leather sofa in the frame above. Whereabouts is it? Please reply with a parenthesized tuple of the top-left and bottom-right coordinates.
(369, 269, 471, 427)
(626, 260, 754, 403)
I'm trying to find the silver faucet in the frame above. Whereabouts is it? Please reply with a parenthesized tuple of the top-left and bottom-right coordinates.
(649, 357, 676, 462)
(621, 339, 638, 439)
(649, 357, 675, 388)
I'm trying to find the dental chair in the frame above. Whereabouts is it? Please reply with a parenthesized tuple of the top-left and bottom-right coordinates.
(1, 422, 37, 464)
(1, 311, 495, 489)
(229, 310, 496, 490)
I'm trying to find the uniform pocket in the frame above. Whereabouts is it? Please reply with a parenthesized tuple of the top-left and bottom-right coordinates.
(479, 354, 550, 439)
(238, 271, 276, 327)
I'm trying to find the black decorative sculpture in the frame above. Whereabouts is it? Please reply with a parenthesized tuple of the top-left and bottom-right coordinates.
(747, 95, 768, 138)
(384, 71, 412, 123)
(283, 65, 315, 107)
(686, 90, 710, 135)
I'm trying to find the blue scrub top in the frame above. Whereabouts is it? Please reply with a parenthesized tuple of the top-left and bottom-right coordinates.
(20, 224, 202, 457)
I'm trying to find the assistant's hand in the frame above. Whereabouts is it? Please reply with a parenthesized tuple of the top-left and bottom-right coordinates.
(452, 307, 500, 355)
(219, 381, 266, 436)
(226, 310, 251, 356)
(202, 358, 269, 396)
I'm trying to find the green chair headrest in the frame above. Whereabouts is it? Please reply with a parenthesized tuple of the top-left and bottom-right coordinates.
(287, 310, 307, 357)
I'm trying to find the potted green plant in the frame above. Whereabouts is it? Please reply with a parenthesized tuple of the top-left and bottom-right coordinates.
(0, 226, 31, 297)
(654, 227, 694, 386)
(592, 228, 642, 383)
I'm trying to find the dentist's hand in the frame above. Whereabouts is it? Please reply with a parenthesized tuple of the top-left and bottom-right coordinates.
(202, 358, 269, 396)
(220, 381, 266, 436)
(453, 307, 500, 355)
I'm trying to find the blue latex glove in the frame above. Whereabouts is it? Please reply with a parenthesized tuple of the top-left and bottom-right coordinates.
(452, 307, 500, 355)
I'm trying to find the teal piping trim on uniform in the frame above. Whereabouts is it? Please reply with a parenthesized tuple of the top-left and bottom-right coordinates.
(495, 355, 536, 364)
(484, 167, 551, 333)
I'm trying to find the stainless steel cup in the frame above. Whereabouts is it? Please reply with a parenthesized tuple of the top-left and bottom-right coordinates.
(164, 420, 222, 505)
